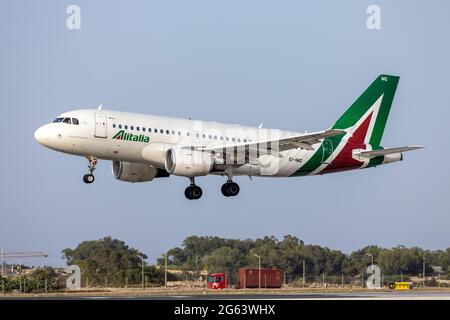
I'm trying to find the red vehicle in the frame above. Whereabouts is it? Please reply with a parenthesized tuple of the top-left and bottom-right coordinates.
(207, 273, 227, 289)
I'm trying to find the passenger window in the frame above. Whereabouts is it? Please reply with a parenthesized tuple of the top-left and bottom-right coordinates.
(148, 128, 152, 132)
(166, 130, 169, 134)
(112, 124, 116, 128)
(142, 127, 145, 132)
(238, 138, 241, 142)
(131, 126, 134, 130)
(187, 132, 190, 137)
(244, 139, 247, 142)
(220, 136, 223, 140)
(125, 125, 128, 129)
(119, 124, 122, 129)
(53, 118, 63, 123)
(72, 118, 79, 125)
(208, 135, 212, 139)
(63, 118, 71, 124)
(232, 138, 235, 142)
(226, 137, 229, 141)
(202, 134, 206, 138)
(214, 136, 217, 140)
(179, 131, 182, 136)
(172, 130, 175, 135)
(160, 129, 163, 134)
(137, 127, 140, 131)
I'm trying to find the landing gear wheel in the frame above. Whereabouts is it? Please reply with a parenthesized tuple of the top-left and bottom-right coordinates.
(83, 156, 98, 184)
(185, 185, 203, 200)
(190, 185, 202, 200)
(221, 182, 240, 197)
(83, 174, 95, 184)
(221, 184, 229, 197)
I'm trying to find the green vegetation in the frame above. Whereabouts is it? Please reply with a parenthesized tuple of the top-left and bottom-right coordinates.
(1, 235, 449, 293)
(0, 267, 59, 293)
(156, 235, 450, 285)
(62, 236, 175, 287)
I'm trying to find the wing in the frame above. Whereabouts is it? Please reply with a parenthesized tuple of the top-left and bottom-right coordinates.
(195, 129, 345, 155)
(356, 145, 424, 158)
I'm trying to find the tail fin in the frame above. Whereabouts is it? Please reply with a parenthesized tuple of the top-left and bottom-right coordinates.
(332, 75, 399, 147)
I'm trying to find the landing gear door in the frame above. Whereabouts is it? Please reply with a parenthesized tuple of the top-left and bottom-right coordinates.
(94, 113, 107, 138)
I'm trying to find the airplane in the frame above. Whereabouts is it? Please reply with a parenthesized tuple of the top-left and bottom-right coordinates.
(34, 75, 423, 200)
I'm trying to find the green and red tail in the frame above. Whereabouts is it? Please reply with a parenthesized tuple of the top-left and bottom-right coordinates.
(331, 74, 399, 146)
(293, 75, 400, 176)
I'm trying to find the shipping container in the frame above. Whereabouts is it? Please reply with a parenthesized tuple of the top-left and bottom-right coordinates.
(237, 268, 283, 289)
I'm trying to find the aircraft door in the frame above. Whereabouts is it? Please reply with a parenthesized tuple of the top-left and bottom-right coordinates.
(94, 113, 107, 138)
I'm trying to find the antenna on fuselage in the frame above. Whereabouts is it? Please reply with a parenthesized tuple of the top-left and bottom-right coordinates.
(258, 123, 263, 128)
(97, 104, 103, 110)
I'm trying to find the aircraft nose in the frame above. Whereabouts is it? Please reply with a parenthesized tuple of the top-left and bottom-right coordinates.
(34, 125, 50, 145)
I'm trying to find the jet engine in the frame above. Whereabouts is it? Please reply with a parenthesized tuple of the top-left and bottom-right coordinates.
(164, 148, 213, 177)
(112, 161, 169, 183)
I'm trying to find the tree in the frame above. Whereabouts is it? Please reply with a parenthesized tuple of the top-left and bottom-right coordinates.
(62, 236, 148, 286)
(205, 247, 245, 284)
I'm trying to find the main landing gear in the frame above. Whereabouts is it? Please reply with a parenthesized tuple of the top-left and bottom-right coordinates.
(185, 177, 203, 200)
(221, 179, 240, 197)
(184, 176, 240, 200)
(83, 156, 98, 184)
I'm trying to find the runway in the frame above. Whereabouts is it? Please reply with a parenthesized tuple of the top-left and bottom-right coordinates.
(4, 290, 449, 300)
(82, 291, 450, 300)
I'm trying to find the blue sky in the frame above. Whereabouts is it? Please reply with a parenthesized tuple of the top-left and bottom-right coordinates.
(1, 0, 449, 267)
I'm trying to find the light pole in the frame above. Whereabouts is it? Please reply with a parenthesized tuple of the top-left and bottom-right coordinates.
(254, 254, 261, 289)
(137, 255, 145, 290)
(423, 254, 426, 287)
(303, 259, 306, 287)
(1, 246, 3, 277)
(165, 252, 168, 288)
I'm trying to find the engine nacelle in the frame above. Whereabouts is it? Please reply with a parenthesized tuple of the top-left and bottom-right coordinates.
(165, 148, 213, 177)
(141, 143, 174, 168)
(382, 153, 403, 164)
(112, 161, 160, 183)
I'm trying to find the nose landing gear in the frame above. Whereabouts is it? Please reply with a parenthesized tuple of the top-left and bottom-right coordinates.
(83, 156, 98, 184)
(185, 177, 203, 200)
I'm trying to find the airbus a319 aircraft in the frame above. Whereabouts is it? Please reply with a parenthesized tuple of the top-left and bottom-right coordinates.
(35, 75, 422, 200)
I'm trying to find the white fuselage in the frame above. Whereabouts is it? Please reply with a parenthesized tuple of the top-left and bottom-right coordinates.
(34, 109, 310, 177)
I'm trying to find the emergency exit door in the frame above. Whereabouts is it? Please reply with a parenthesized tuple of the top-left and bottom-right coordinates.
(94, 113, 107, 138)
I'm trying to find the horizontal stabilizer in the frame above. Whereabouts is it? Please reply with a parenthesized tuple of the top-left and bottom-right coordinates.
(356, 145, 424, 158)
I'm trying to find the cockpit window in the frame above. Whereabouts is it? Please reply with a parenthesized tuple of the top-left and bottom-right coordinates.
(53, 118, 63, 123)
(62, 118, 71, 124)
(72, 118, 79, 125)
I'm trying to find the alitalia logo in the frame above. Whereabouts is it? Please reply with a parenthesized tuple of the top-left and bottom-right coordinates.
(112, 130, 150, 143)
